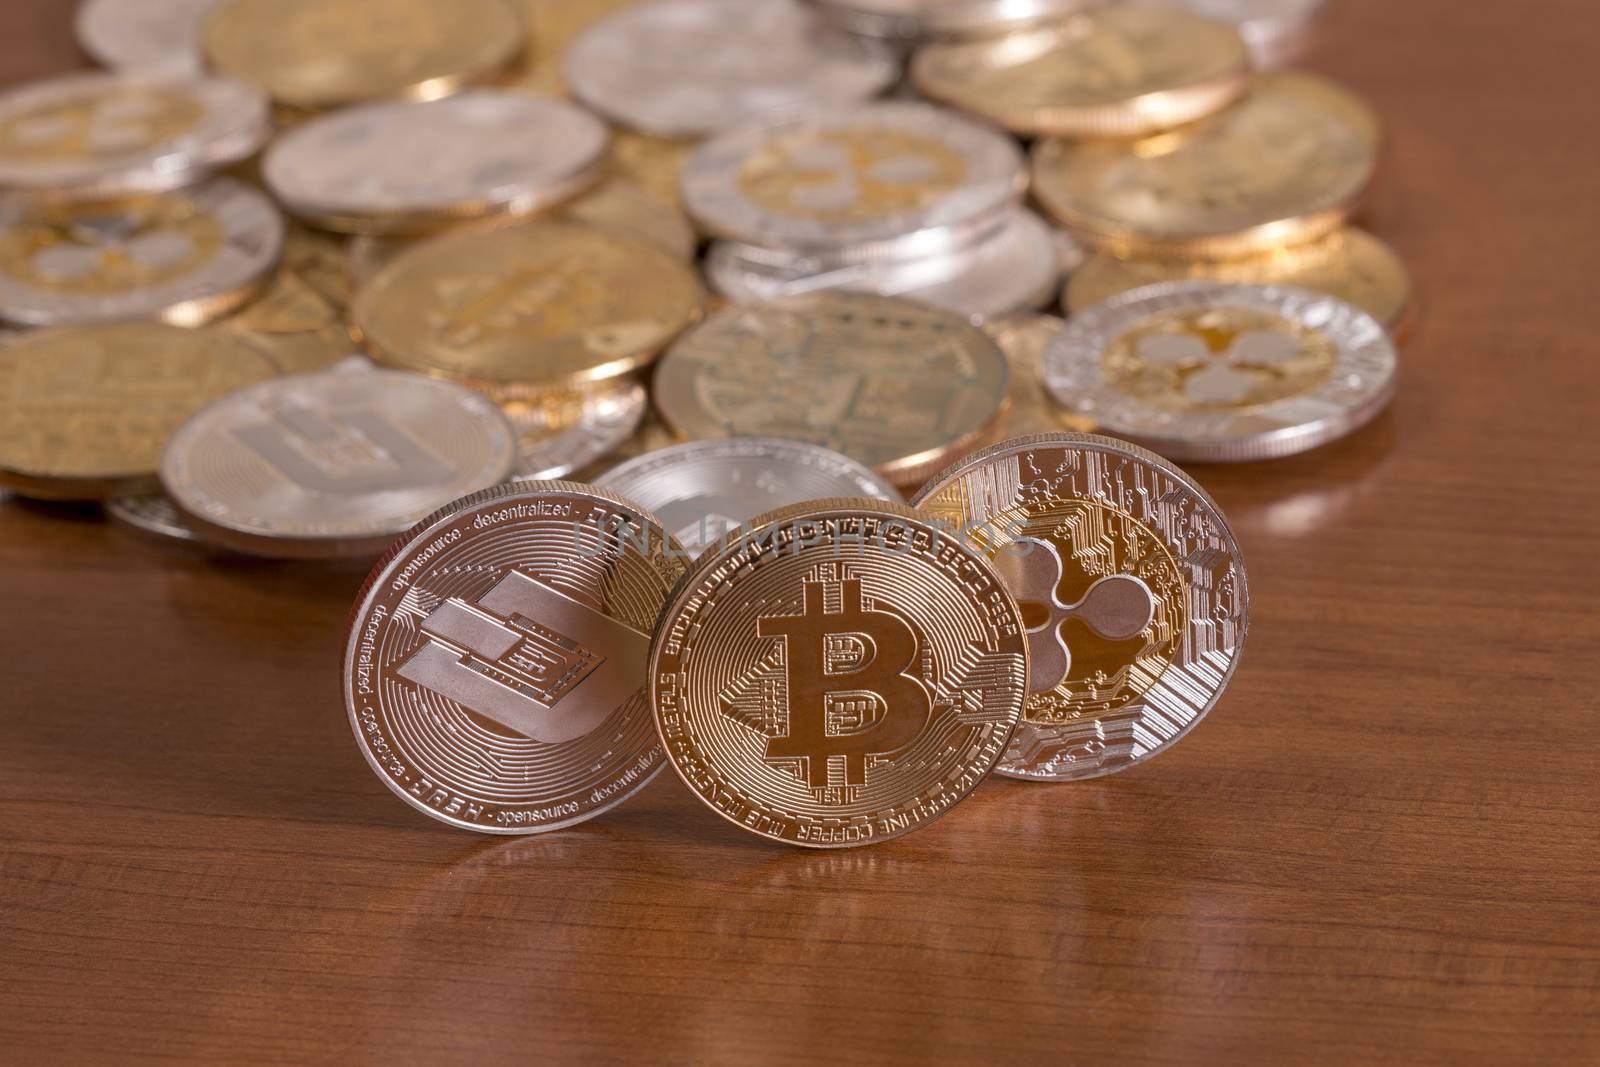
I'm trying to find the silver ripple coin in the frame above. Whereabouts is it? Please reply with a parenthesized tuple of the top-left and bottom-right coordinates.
(706, 207, 1059, 323)
(594, 437, 903, 553)
(1044, 282, 1398, 462)
(566, 0, 898, 138)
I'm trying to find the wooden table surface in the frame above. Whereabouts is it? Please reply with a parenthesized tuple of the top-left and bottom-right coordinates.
(3, 2, 1598, 1064)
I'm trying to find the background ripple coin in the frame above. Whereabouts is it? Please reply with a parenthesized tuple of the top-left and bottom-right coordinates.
(913, 432, 1249, 781)
(343, 481, 688, 834)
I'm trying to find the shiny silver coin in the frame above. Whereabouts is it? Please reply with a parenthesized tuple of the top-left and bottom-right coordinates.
(0, 177, 283, 328)
(74, 0, 220, 76)
(106, 493, 206, 547)
(505, 379, 649, 481)
(706, 206, 1059, 323)
(263, 92, 609, 235)
(0, 71, 269, 200)
(680, 100, 1025, 258)
(813, 0, 1096, 39)
(913, 431, 1248, 782)
(1130, 0, 1325, 67)
(160, 366, 519, 558)
(595, 436, 902, 553)
(565, 0, 898, 139)
(1044, 282, 1398, 462)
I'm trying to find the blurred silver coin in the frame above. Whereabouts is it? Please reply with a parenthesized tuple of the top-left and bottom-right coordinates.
(1130, 0, 1325, 67)
(504, 379, 649, 481)
(160, 366, 518, 558)
(0, 71, 268, 200)
(813, 0, 1096, 39)
(707, 206, 1058, 323)
(0, 177, 283, 327)
(912, 431, 1248, 781)
(595, 436, 902, 552)
(680, 100, 1025, 258)
(75, 0, 220, 76)
(263, 92, 609, 235)
(566, 0, 898, 139)
(1044, 282, 1397, 462)
(106, 493, 206, 546)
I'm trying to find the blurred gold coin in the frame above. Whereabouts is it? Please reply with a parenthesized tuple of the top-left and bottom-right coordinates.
(202, 0, 526, 110)
(609, 129, 694, 205)
(986, 315, 1098, 438)
(220, 268, 356, 374)
(0, 321, 278, 499)
(352, 220, 704, 391)
(1066, 228, 1413, 331)
(652, 292, 1009, 488)
(912, 8, 1250, 137)
(1032, 72, 1379, 258)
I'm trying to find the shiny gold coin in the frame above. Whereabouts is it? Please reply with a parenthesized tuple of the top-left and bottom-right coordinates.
(1032, 71, 1380, 259)
(912, 8, 1250, 137)
(986, 315, 1099, 438)
(608, 128, 694, 205)
(351, 220, 704, 392)
(202, 0, 526, 111)
(0, 321, 278, 499)
(1066, 227, 1412, 331)
(651, 293, 1010, 488)
(507, 0, 645, 97)
(651, 499, 1028, 847)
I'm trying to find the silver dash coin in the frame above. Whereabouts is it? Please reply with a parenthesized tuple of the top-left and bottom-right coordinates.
(504, 378, 649, 481)
(565, 0, 898, 139)
(913, 431, 1248, 782)
(0, 71, 269, 200)
(1129, 0, 1326, 68)
(680, 100, 1025, 257)
(812, 0, 1096, 40)
(0, 177, 284, 328)
(74, 0, 221, 76)
(1044, 282, 1397, 462)
(706, 206, 1058, 323)
(263, 91, 609, 235)
(594, 436, 902, 553)
(106, 493, 208, 547)
(160, 367, 519, 558)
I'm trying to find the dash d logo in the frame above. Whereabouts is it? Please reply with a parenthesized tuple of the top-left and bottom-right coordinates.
(233, 402, 454, 494)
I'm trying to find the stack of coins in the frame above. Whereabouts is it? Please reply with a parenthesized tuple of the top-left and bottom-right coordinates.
(0, 0, 1414, 846)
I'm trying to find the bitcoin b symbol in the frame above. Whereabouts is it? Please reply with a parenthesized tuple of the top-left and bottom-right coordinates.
(759, 578, 931, 790)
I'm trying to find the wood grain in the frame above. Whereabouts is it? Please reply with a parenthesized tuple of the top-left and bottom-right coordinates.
(2, 2, 1598, 1063)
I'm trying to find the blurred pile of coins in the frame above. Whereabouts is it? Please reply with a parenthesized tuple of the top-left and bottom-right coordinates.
(2, 0, 1407, 846)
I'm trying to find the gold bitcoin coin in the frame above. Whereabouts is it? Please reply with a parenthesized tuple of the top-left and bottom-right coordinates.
(0, 321, 278, 499)
(651, 293, 1010, 488)
(651, 499, 1028, 847)
(912, 8, 1250, 137)
(344, 481, 688, 833)
(1032, 71, 1380, 258)
(351, 220, 704, 391)
(202, 0, 526, 111)
(912, 432, 1249, 781)
(985, 315, 1098, 438)
(1065, 227, 1413, 333)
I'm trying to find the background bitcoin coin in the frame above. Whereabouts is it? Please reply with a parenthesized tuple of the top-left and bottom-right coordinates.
(0, 178, 283, 327)
(595, 437, 901, 553)
(343, 481, 687, 834)
(651, 499, 1028, 847)
(161, 366, 518, 557)
(352, 220, 704, 391)
(679, 101, 1025, 258)
(263, 92, 608, 234)
(913, 431, 1249, 781)
(651, 292, 1010, 487)
(1044, 281, 1398, 461)
(202, 0, 526, 110)
(1031, 71, 1379, 258)
(0, 321, 278, 499)
(0, 70, 268, 199)
(911, 8, 1251, 137)
(565, 0, 897, 138)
